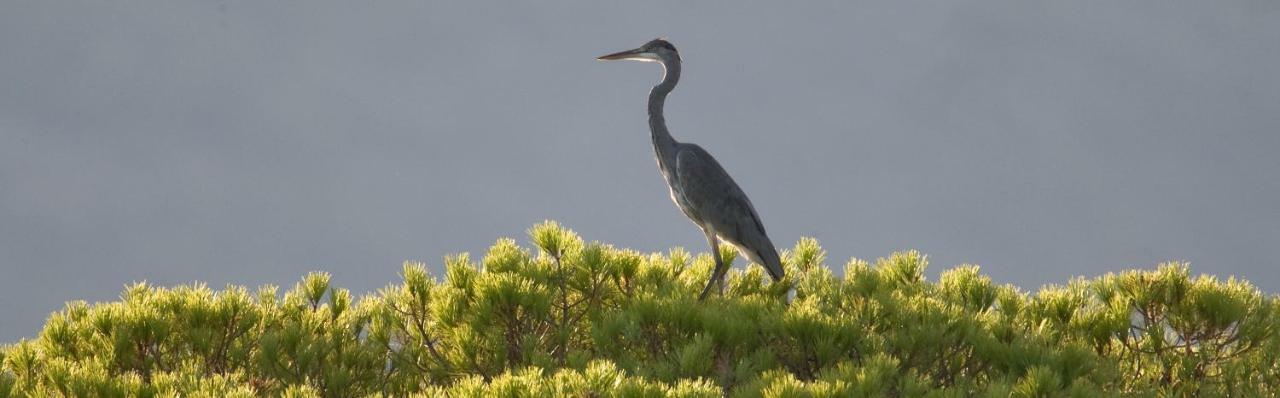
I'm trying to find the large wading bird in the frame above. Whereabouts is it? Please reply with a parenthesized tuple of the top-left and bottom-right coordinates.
(598, 39, 785, 300)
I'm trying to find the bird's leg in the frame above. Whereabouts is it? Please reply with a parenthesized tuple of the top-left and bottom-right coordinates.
(698, 235, 728, 301)
(714, 258, 731, 293)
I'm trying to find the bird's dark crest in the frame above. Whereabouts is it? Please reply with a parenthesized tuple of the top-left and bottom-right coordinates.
(648, 38, 677, 52)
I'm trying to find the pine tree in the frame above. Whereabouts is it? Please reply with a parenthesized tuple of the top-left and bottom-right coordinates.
(3, 221, 1277, 397)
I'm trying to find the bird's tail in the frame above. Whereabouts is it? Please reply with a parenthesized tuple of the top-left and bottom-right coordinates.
(747, 240, 785, 282)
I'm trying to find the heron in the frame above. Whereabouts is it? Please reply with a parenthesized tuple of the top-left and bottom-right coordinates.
(598, 38, 785, 300)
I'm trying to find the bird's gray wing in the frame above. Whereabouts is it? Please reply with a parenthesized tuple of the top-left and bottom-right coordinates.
(674, 144, 785, 281)
(674, 145, 764, 233)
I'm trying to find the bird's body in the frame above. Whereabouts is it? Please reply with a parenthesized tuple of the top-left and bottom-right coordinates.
(599, 39, 784, 299)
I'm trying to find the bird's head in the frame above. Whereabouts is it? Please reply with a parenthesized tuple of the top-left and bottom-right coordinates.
(597, 38, 680, 64)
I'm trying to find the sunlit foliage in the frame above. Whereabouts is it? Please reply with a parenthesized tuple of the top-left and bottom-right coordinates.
(3, 221, 1277, 397)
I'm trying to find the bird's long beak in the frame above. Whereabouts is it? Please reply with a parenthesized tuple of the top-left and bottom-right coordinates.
(596, 47, 645, 61)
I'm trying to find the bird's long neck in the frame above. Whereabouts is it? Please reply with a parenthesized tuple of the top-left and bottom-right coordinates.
(648, 58, 681, 169)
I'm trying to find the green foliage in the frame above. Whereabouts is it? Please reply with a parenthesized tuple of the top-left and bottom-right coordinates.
(3, 222, 1278, 397)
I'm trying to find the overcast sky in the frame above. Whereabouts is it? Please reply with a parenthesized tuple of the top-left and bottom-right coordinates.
(2, 1, 1278, 341)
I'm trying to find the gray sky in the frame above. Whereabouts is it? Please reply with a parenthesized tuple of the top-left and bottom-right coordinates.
(2, 1, 1278, 342)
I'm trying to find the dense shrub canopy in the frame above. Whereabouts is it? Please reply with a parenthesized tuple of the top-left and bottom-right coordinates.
(3, 221, 1278, 397)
